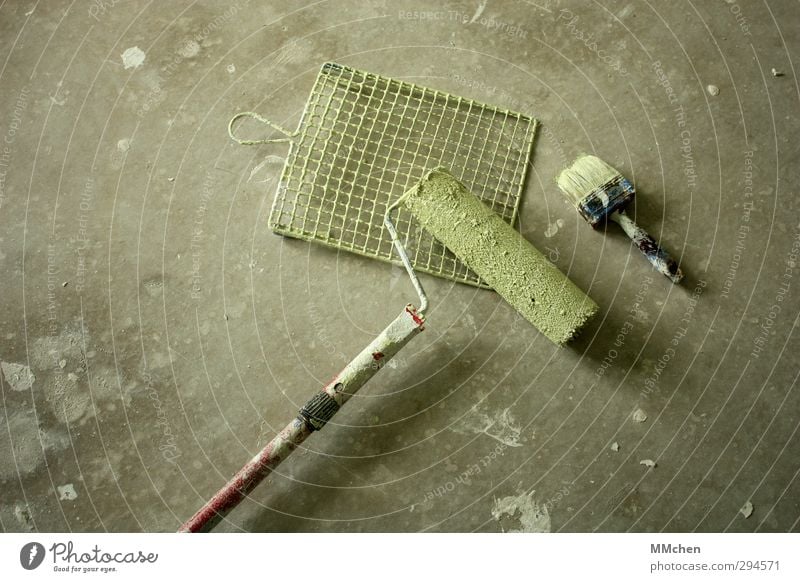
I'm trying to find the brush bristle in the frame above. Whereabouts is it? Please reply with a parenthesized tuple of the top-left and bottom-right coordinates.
(557, 155, 622, 204)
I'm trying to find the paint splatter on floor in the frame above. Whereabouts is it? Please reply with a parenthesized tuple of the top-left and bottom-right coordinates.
(544, 218, 565, 238)
(28, 327, 131, 423)
(631, 305, 650, 324)
(632, 408, 648, 423)
(469, 0, 487, 23)
(0, 412, 44, 479)
(14, 504, 34, 530)
(0, 411, 70, 480)
(57, 483, 78, 501)
(617, 4, 635, 19)
(122, 46, 145, 70)
(178, 39, 200, 58)
(1, 361, 35, 391)
(491, 491, 551, 532)
(452, 406, 523, 447)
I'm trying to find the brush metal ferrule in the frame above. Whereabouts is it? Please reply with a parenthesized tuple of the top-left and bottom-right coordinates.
(577, 175, 635, 227)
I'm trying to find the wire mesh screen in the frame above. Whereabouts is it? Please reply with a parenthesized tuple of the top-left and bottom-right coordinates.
(269, 62, 538, 287)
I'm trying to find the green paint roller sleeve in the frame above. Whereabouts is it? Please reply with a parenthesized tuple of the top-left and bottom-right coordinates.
(401, 169, 599, 345)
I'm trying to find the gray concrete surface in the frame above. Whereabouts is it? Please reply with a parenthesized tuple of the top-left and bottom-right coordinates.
(1, 0, 798, 533)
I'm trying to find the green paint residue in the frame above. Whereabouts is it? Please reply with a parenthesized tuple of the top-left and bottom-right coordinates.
(402, 168, 599, 345)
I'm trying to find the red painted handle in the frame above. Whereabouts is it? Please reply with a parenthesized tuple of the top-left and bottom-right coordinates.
(178, 305, 425, 532)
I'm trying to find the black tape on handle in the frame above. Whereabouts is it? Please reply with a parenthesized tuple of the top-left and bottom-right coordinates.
(299, 392, 341, 431)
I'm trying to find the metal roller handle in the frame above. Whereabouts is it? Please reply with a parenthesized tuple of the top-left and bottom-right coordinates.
(178, 304, 425, 533)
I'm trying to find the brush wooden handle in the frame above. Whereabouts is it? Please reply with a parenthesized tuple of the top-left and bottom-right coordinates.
(610, 210, 683, 284)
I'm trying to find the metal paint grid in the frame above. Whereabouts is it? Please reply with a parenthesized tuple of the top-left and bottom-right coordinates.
(269, 62, 537, 287)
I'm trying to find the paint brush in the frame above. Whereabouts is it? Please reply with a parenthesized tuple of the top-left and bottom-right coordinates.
(557, 155, 683, 284)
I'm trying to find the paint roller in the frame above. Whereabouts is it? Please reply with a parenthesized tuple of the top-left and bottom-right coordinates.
(180, 170, 596, 531)
(398, 168, 598, 345)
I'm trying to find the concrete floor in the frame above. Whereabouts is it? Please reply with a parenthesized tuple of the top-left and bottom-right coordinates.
(1, 0, 798, 533)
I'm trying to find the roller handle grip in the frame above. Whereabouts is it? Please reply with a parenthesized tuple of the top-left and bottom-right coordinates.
(611, 210, 683, 284)
(178, 306, 424, 533)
